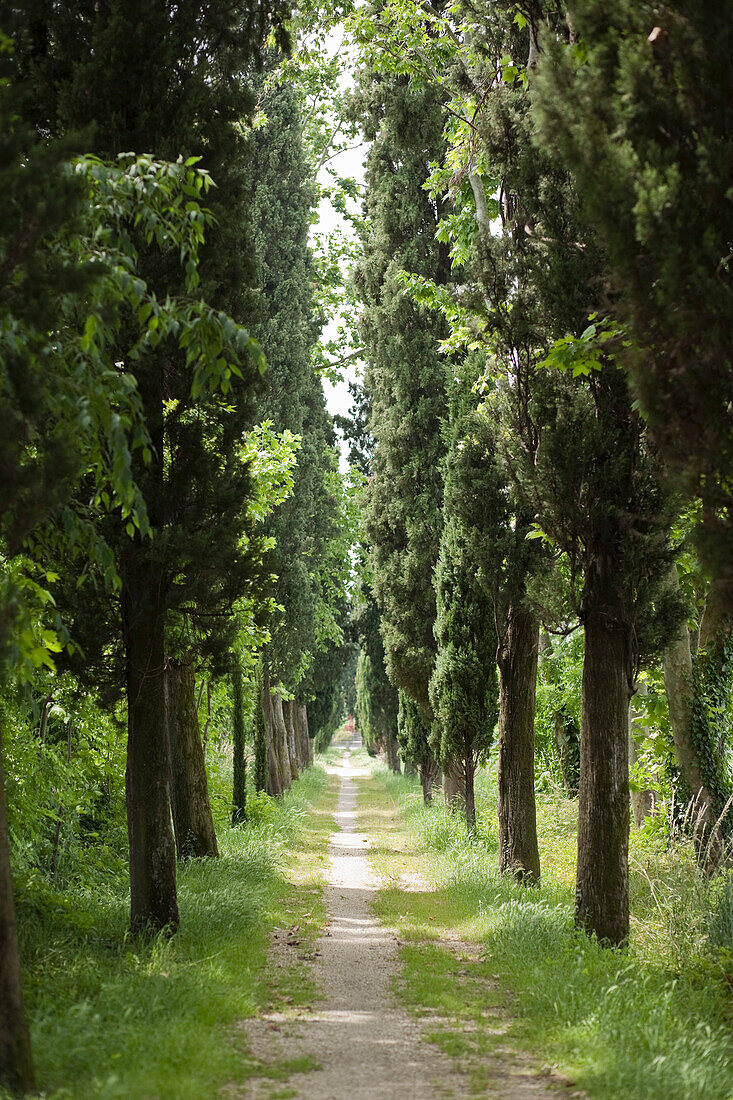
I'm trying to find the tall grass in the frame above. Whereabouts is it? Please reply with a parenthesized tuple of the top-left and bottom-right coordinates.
(6, 762, 333, 1100)
(369, 763, 733, 1100)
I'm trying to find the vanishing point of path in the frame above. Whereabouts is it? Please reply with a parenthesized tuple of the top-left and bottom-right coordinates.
(243, 742, 582, 1099)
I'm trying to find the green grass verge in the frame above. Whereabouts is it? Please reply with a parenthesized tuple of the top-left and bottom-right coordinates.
(8, 764, 337, 1100)
(357, 763, 733, 1100)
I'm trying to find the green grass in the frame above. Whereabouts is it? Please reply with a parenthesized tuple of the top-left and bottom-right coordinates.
(357, 763, 733, 1100)
(7, 764, 337, 1100)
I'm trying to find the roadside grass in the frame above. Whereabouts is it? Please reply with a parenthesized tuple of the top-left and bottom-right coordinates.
(357, 763, 733, 1100)
(7, 762, 337, 1100)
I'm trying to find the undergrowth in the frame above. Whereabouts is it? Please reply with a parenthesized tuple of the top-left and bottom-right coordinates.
(361, 763, 733, 1100)
(6, 761, 335, 1100)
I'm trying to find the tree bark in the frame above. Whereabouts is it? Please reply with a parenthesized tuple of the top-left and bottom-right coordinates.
(262, 664, 282, 797)
(629, 683, 654, 828)
(295, 702, 310, 771)
(232, 657, 246, 825)
(283, 700, 299, 781)
(575, 564, 632, 947)
(165, 659, 219, 860)
(50, 719, 73, 876)
(419, 756, 441, 803)
(0, 720, 34, 1095)
(272, 692, 293, 790)
(253, 664, 268, 793)
(37, 694, 52, 743)
(464, 740, 476, 832)
(122, 550, 179, 934)
(443, 756, 466, 812)
(201, 682, 212, 749)
(497, 603, 541, 884)
(662, 566, 720, 857)
(553, 710, 580, 796)
(386, 729, 401, 773)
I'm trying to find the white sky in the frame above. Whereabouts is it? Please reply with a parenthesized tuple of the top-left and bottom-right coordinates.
(319, 138, 366, 425)
(314, 50, 367, 436)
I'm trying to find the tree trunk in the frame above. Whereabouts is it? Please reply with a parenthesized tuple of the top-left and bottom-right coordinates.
(283, 700, 300, 781)
(386, 729, 401, 773)
(497, 603, 541, 884)
(443, 757, 465, 812)
(122, 550, 179, 934)
(262, 665, 282, 797)
(232, 656, 246, 826)
(629, 683, 654, 828)
(553, 710, 580, 795)
(575, 565, 632, 947)
(37, 694, 52, 742)
(50, 718, 73, 876)
(272, 692, 293, 790)
(662, 565, 721, 860)
(295, 702, 310, 771)
(201, 682, 212, 749)
(254, 663, 268, 794)
(419, 756, 441, 803)
(464, 741, 476, 832)
(0, 720, 34, 1095)
(165, 659, 219, 860)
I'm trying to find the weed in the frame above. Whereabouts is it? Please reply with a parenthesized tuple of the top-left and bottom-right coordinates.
(359, 761, 733, 1100)
(5, 763, 336, 1100)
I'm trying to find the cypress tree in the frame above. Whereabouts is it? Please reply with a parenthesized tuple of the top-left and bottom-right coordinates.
(16, 0, 285, 932)
(533, 0, 733, 616)
(430, 376, 499, 830)
(443, 0, 680, 936)
(232, 655, 246, 826)
(343, 362, 401, 772)
(355, 595, 400, 771)
(249, 73, 345, 786)
(398, 691, 441, 802)
(533, 0, 733, 860)
(352, 66, 450, 798)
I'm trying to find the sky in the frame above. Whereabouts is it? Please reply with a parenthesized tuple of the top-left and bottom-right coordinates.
(314, 54, 368, 435)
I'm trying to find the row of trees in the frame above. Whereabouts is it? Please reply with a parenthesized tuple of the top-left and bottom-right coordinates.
(351, 0, 732, 949)
(0, 2, 356, 1093)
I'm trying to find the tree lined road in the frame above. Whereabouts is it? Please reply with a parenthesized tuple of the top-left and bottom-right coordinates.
(244, 746, 579, 1099)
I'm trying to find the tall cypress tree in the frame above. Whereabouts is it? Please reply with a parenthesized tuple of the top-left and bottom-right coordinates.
(533, 0, 733, 860)
(465, 0, 679, 940)
(430, 373, 499, 830)
(16, 0, 285, 932)
(532, 0, 733, 618)
(249, 72, 346, 786)
(352, 68, 450, 797)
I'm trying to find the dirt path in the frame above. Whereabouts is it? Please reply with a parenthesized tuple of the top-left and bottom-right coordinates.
(241, 744, 578, 1099)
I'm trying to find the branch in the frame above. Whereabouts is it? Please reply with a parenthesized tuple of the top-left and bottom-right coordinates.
(322, 348, 365, 370)
(469, 173, 492, 238)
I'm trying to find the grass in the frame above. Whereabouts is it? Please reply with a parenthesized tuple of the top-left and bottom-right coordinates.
(7, 762, 337, 1100)
(357, 762, 733, 1100)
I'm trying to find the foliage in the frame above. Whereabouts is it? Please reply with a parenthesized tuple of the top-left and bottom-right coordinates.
(534, 632, 583, 790)
(689, 632, 733, 826)
(532, 0, 733, 599)
(3, 764, 333, 1100)
(397, 691, 434, 769)
(277, 0, 365, 381)
(0, 121, 246, 677)
(363, 761, 733, 1100)
(429, 377, 499, 778)
(352, 55, 451, 717)
(251, 73, 348, 694)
